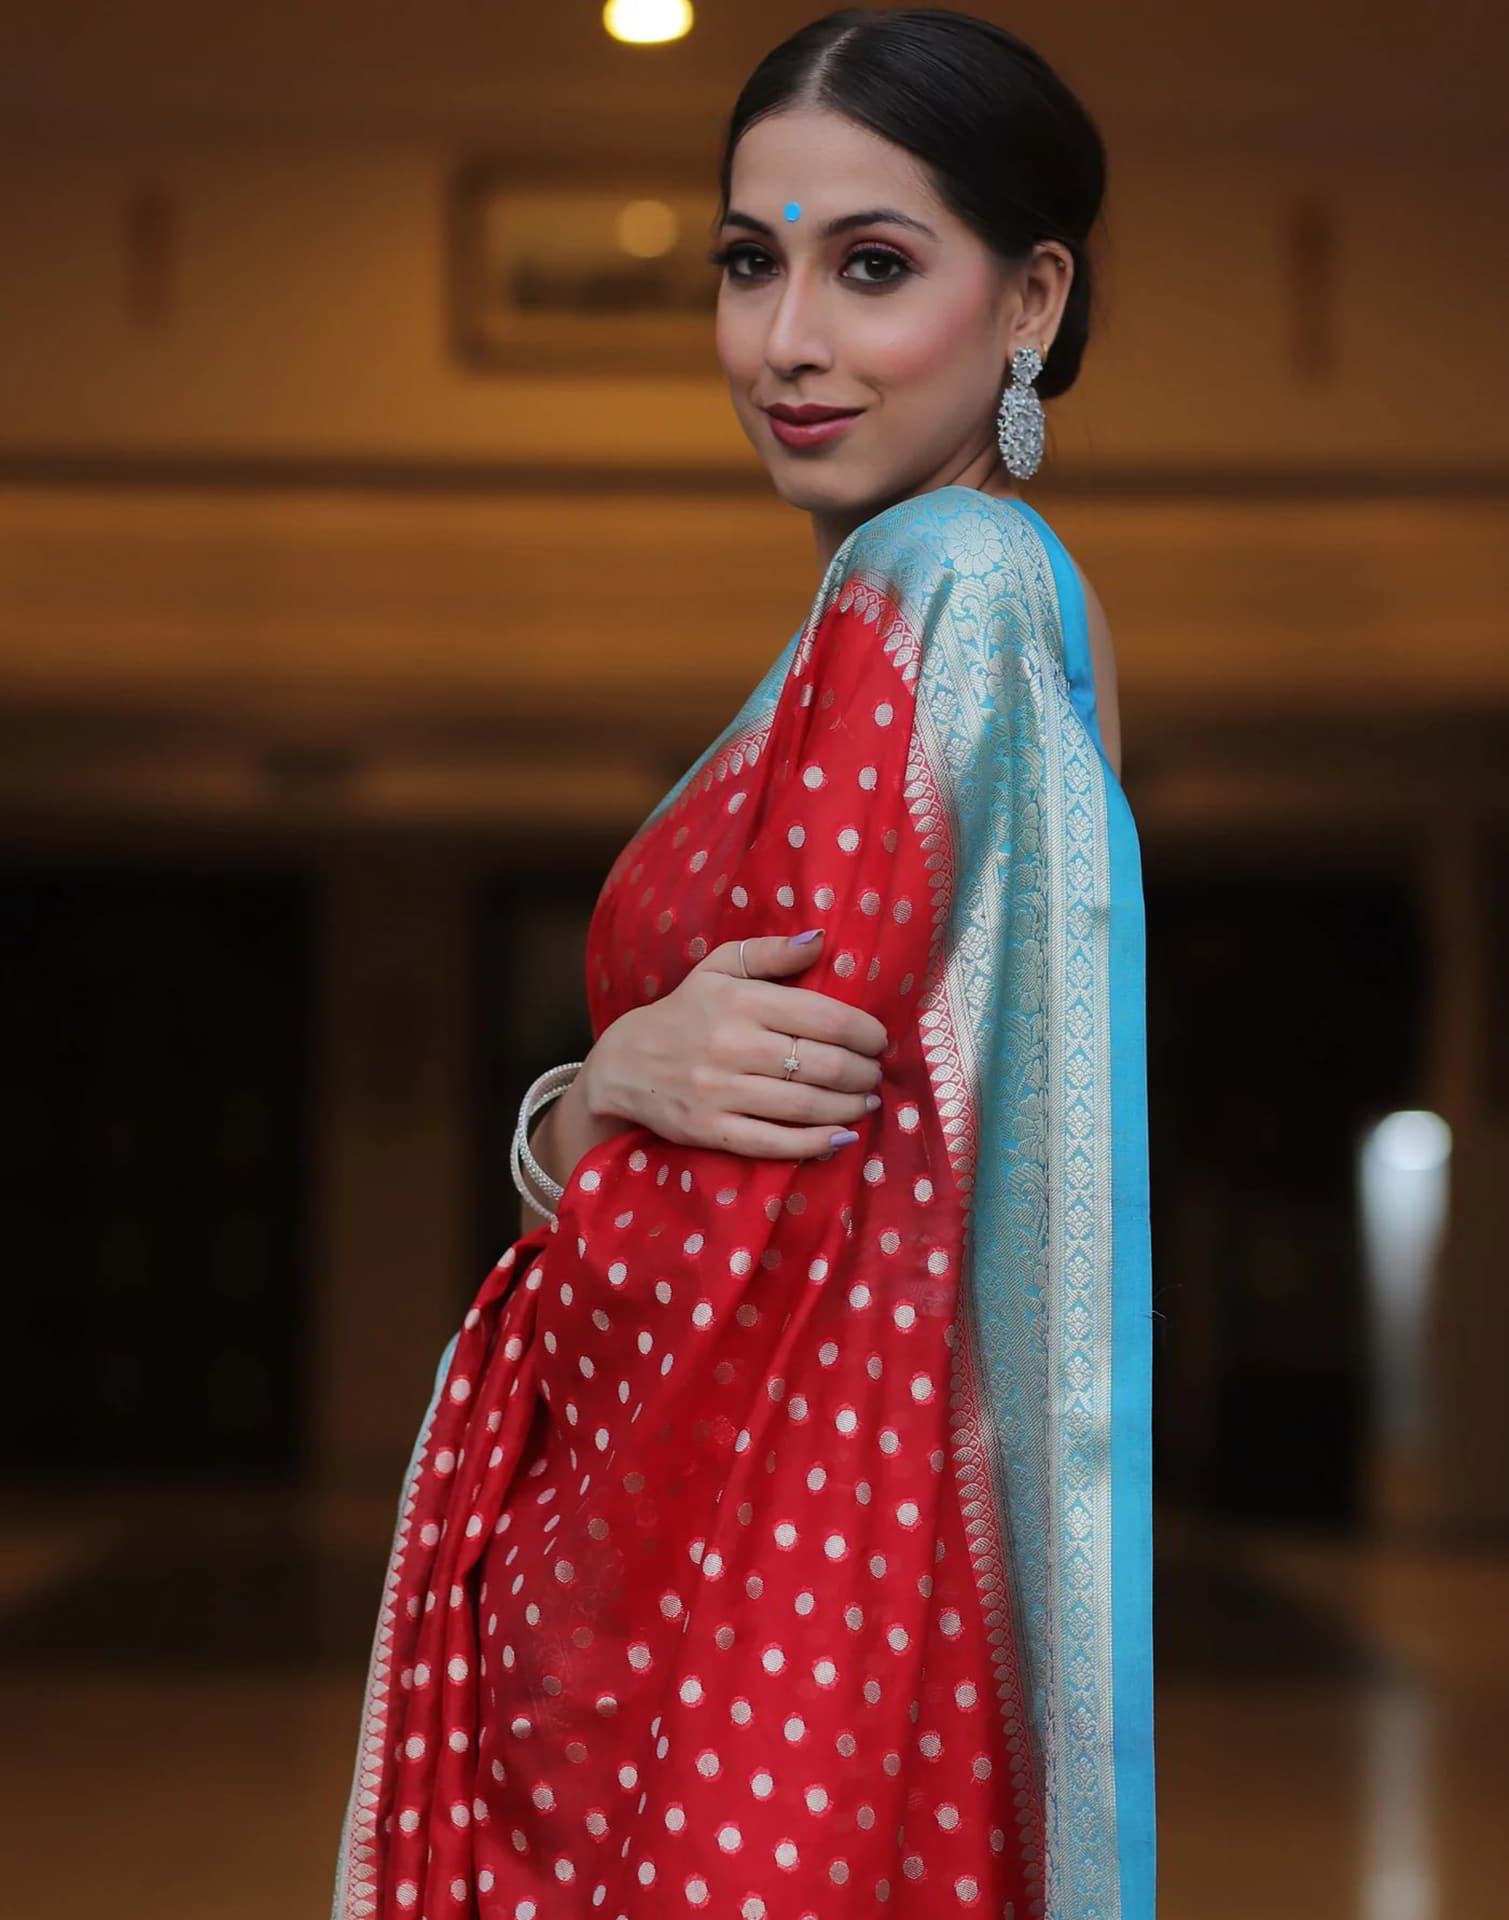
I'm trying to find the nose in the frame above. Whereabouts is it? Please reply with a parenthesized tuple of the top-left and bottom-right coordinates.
(763, 263, 833, 381)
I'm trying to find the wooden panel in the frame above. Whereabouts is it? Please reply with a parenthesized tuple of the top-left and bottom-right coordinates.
(1, 486, 1505, 704)
(0, 485, 1505, 832)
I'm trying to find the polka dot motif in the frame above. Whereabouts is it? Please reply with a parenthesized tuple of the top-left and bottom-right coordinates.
(340, 582, 1044, 1917)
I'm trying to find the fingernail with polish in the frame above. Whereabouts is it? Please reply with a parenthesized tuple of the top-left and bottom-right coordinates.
(829, 1129, 860, 1147)
(864, 1094, 881, 1112)
(789, 928, 822, 946)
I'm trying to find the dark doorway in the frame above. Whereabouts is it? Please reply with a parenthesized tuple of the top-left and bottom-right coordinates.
(1145, 843, 1428, 1527)
(0, 863, 314, 1483)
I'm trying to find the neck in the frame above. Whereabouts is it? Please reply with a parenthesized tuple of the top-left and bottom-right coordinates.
(808, 445, 1023, 577)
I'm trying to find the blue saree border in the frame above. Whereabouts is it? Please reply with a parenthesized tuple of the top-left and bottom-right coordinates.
(823, 485, 1156, 1918)
(1010, 494, 1157, 1919)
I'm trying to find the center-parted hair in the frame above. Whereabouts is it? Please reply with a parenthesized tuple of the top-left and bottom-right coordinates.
(718, 7, 1108, 402)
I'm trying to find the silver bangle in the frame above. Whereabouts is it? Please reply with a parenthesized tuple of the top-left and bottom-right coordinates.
(510, 1061, 585, 1217)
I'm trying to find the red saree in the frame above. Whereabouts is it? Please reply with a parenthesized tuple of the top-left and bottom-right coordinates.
(334, 488, 1154, 1920)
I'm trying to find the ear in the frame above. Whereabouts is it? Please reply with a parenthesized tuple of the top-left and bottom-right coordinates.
(1009, 241, 1073, 360)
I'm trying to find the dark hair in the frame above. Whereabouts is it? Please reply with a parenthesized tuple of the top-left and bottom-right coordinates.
(716, 7, 1107, 402)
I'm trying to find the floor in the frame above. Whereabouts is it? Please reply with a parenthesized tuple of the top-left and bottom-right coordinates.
(1, 1488, 1504, 1919)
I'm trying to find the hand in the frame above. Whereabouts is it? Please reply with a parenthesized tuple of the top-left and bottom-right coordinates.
(581, 931, 888, 1159)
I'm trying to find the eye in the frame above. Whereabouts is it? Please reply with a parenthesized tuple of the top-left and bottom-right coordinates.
(708, 241, 776, 283)
(842, 245, 912, 288)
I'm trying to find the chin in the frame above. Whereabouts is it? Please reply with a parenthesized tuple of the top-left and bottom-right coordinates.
(762, 459, 891, 519)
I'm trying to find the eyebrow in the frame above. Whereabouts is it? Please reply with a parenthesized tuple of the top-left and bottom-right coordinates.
(722, 206, 938, 242)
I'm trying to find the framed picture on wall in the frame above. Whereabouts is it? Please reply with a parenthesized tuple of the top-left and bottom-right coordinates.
(447, 160, 722, 376)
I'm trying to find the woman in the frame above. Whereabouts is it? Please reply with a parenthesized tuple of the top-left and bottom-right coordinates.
(333, 10, 1152, 1918)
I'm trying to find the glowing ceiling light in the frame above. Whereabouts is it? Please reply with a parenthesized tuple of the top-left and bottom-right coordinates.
(603, 0, 694, 46)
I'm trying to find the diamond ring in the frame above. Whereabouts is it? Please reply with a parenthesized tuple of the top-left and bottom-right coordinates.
(781, 1037, 802, 1080)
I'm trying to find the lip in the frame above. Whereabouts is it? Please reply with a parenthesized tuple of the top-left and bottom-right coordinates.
(762, 403, 865, 450)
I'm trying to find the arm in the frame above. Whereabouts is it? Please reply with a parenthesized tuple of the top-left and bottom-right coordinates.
(516, 931, 888, 1234)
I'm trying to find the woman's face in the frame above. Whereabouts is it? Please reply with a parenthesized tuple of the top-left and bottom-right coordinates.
(714, 105, 1057, 522)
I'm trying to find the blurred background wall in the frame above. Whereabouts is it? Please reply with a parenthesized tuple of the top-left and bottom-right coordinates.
(0, 3, 1505, 1916)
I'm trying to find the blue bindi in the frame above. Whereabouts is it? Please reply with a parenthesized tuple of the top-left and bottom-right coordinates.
(783, 201, 802, 222)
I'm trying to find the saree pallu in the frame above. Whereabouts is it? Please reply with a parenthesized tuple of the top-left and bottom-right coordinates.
(332, 485, 1154, 1920)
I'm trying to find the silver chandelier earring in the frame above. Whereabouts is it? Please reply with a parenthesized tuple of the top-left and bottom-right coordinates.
(996, 342, 1047, 479)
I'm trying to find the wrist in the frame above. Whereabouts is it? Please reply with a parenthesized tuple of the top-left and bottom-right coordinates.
(580, 1022, 635, 1131)
(515, 1061, 587, 1202)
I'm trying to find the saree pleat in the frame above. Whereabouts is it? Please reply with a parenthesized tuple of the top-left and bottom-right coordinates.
(331, 485, 1153, 1920)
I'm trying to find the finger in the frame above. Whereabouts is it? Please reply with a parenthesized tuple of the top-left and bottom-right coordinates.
(701, 1112, 865, 1161)
(739, 1032, 882, 1095)
(728, 1073, 877, 1129)
(700, 931, 824, 981)
(744, 981, 889, 1056)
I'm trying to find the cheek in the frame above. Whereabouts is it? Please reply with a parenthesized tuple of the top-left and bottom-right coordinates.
(714, 297, 760, 386)
(857, 285, 1000, 394)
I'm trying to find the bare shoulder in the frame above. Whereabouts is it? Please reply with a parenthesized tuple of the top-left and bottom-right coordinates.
(1073, 559, 1123, 782)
